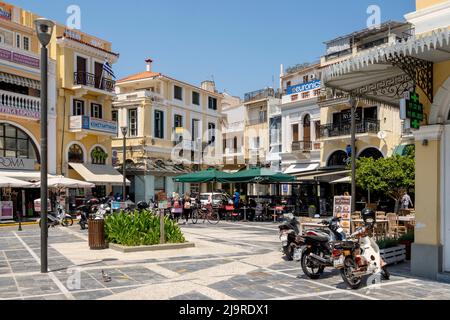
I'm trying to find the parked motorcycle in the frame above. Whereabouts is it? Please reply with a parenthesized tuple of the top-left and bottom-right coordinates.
(332, 208, 390, 289)
(76, 197, 100, 230)
(38, 204, 73, 229)
(298, 217, 347, 279)
(278, 213, 300, 261)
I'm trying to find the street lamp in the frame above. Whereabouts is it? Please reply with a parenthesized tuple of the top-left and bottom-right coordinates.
(35, 18, 54, 274)
(349, 96, 357, 214)
(121, 126, 128, 201)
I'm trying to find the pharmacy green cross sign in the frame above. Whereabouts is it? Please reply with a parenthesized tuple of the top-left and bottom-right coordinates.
(406, 91, 424, 129)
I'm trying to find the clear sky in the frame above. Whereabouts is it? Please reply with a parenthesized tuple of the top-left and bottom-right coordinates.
(12, 0, 415, 98)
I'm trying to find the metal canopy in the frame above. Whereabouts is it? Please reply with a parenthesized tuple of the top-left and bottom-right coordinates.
(323, 28, 450, 106)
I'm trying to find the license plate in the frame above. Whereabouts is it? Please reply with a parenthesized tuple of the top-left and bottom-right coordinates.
(293, 248, 302, 261)
(334, 255, 345, 268)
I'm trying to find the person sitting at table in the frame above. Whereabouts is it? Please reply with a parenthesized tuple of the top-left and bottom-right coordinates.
(248, 198, 257, 221)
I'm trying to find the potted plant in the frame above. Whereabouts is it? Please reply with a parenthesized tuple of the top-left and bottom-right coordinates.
(398, 231, 414, 260)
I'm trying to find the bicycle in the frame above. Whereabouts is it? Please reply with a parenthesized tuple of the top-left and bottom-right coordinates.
(191, 203, 220, 225)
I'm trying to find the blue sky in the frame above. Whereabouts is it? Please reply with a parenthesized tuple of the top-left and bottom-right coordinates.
(13, 0, 415, 97)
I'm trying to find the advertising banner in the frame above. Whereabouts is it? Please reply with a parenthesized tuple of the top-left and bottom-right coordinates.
(0, 201, 13, 220)
(333, 196, 352, 234)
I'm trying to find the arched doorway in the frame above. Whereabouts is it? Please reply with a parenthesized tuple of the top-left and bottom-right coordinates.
(358, 147, 384, 160)
(327, 150, 348, 167)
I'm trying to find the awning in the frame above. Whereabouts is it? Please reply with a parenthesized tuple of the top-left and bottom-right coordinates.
(330, 176, 351, 184)
(284, 163, 320, 175)
(0, 72, 40, 90)
(0, 171, 57, 182)
(296, 169, 350, 182)
(68, 163, 130, 186)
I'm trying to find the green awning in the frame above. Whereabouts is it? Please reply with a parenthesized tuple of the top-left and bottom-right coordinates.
(173, 168, 233, 183)
(221, 167, 295, 183)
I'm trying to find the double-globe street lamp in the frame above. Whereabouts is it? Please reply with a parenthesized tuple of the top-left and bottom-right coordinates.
(121, 126, 128, 202)
(34, 18, 55, 274)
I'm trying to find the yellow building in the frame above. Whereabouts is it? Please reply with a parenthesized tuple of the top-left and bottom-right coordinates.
(111, 59, 224, 201)
(0, 1, 123, 218)
(320, 0, 450, 280)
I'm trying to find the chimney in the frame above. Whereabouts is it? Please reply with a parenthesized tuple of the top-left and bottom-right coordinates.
(145, 58, 153, 72)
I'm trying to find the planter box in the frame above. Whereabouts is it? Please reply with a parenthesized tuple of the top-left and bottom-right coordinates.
(380, 245, 406, 265)
(109, 242, 195, 253)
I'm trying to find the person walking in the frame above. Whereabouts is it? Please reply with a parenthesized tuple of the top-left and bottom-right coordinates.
(401, 191, 414, 210)
(233, 189, 240, 211)
(182, 193, 191, 224)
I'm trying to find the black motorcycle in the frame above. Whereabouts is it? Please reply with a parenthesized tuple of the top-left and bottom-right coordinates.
(76, 197, 100, 230)
(278, 214, 300, 261)
(298, 217, 347, 279)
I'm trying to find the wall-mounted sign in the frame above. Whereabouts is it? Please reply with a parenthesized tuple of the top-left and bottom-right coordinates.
(0, 48, 40, 69)
(70, 116, 118, 135)
(287, 80, 321, 95)
(0, 104, 40, 119)
(0, 201, 13, 220)
(0, 3, 12, 21)
(0, 157, 36, 170)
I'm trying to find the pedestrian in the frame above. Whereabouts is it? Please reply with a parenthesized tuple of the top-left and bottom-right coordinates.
(172, 192, 182, 222)
(233, 189, 240, 211)
(401, 191, 414, 209)
(182, 192, 191, 224)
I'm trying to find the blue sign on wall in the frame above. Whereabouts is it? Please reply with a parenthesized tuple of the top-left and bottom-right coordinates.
(81, 116, 118, 134)
(287, 80, 321, 95)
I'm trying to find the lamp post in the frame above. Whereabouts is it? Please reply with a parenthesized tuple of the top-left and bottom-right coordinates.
(121, 126, 128, 201)
(349, 96, 357, 214)
(35, 18, 55, 274)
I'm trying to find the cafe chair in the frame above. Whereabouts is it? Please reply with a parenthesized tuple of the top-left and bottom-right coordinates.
(376, 211, 386, 220)
(386, 213, 407, 238)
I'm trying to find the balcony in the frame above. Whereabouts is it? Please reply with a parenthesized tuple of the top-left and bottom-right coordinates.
(319, 120, 380, 139)
(73, 72, 115, 93)
(292, 141, 312, 152)
(69, 115, 118, 136)
(244, 88, 281, 103)
(0, 90, 40, 120)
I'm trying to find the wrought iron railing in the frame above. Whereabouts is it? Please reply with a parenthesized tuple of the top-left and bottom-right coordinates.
(74, 71, 115, 92)
(292, 141, 312, 152)
(244, 88, 281, 103)
(319, 119, 380, 138)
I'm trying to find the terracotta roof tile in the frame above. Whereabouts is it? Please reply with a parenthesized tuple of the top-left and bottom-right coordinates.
(117, 71, 162, 83)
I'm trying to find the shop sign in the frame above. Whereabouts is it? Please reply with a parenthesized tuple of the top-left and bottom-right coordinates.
(81, 116, 117, 134)
(0, 48, 40, 69)
(0, 105, 40, 119)
(0, 4, 11, 21)
(333, 196, 352, 234)
(287, 80, 321, 95)
(0, 201, 13, 220)
(405, 91, 424, 130)
(0, 157, 36, 170)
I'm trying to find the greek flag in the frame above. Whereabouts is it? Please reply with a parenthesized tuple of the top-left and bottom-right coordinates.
(103, 60, 115, 79)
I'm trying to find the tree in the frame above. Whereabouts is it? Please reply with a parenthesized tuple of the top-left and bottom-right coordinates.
(355, 152, 415, 212)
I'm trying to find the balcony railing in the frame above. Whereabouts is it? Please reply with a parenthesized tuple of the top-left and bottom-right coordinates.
(319, 120, 380, 139)
(244, 88, 281, 103)
(0, 90, 40, 119)
(74, 71, 115, 93)
(292, 141, 312, 152)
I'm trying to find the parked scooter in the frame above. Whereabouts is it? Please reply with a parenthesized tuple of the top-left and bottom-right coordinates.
(332, 208, 390, 289)
(278, 213, 300, 261)
(76, 197, 100, 230)
(298, 217, 347, 279)
(38, 204, 73, 229)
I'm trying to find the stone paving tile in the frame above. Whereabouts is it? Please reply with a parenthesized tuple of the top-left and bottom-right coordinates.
(23, 294, 69, 300)
(84, 269, 140, 288)
(4, 250, 34, 261)
(0, 267, 11, 275)
(159, 259, 235, 274)
(8, 260, 41, 273)
(117, 267, 168, 283)
(53, 271, 106, 291)
(72, 289, 114, 300)
(15, 274, 61, 296)
(172, 291, 213, 300)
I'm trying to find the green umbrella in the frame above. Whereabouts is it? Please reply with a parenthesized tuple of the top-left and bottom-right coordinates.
(222, 167, 295, 183)
(174, 168, 233, 183)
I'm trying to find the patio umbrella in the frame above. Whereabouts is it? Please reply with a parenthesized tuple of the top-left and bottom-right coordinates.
(32, 176, 95, 189)
(174, 168, 233, 183)
(0, 177, 34, 188)
(222, 167, 295, 183)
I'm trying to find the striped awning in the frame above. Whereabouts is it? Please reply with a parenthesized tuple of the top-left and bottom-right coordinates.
(0, 72, 40, 90)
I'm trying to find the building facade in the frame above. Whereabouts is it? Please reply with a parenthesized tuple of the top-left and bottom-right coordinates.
(111, 59, 224, 202)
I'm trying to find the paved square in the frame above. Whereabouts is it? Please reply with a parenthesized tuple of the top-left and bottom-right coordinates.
(0, 222, 450, 300)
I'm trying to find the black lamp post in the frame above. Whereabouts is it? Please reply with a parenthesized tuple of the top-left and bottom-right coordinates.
(34, 18, 55, 274)
(121, 126, 128, 201)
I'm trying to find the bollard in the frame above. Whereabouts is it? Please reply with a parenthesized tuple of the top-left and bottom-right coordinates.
(18, 212, 22, 231)
(160, 209, 165, 244)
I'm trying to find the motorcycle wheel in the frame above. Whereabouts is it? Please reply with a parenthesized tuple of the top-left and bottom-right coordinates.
(381, 266, 390, 280)
(340, 257, 363, 289)
(283, 245, 294, 261)
(62, 217, 74, 227)
(191, 210, 198, 225)
(301, 249, 325, 279)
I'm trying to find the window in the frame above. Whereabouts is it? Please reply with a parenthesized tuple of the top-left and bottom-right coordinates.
(154, 110, 164, 139)
(302, 92, 310, 99)
(91, 146, 107, 165)
(174, 114, 183, 129)
(0, 124, 38, 160)
(292, 124, 299, 142)
(91, 103, 103, 119)
(112, 111, 118, 123)
(154, 176, 166, 193)
(192, 91, 200, 105)
(68, 144, 84, 163)
(208, 123, 216, 145)
(16, 34, 20, 49)
(73, 100, 85, 116)
(23, 37, 30, 51)
(128, 109, 138, 136)
(313, 89, 321, 97)
(208, 97, 217, 110)
(259, 109, 267, 123)
(303, 75, 309, 83)
(174, 85, 183, 100)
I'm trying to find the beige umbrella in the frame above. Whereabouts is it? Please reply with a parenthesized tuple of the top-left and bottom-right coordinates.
(0, 177, 34, 188)
(32, 176, 95, 189)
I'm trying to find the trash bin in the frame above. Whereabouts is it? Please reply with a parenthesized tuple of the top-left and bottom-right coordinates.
(88, 219, 107, 250)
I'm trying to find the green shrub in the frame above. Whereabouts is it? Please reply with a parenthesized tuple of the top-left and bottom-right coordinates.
(377, 238, 399, 250)
(398, 231, 414, 242)
(104, 210, 185, 246)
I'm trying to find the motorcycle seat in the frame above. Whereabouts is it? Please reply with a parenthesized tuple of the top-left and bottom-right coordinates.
(304, 234, 329, 243)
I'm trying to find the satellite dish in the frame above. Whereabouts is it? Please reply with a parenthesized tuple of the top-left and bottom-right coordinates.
(377, 131, 387, 140)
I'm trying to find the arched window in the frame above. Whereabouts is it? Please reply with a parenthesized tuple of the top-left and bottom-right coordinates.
(91, 146, 108, 165)
(327, 150, 348, 167)
(68, 144, 84, 163)
(358, 148, 384, 160)
(0, 123, 39, 161)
